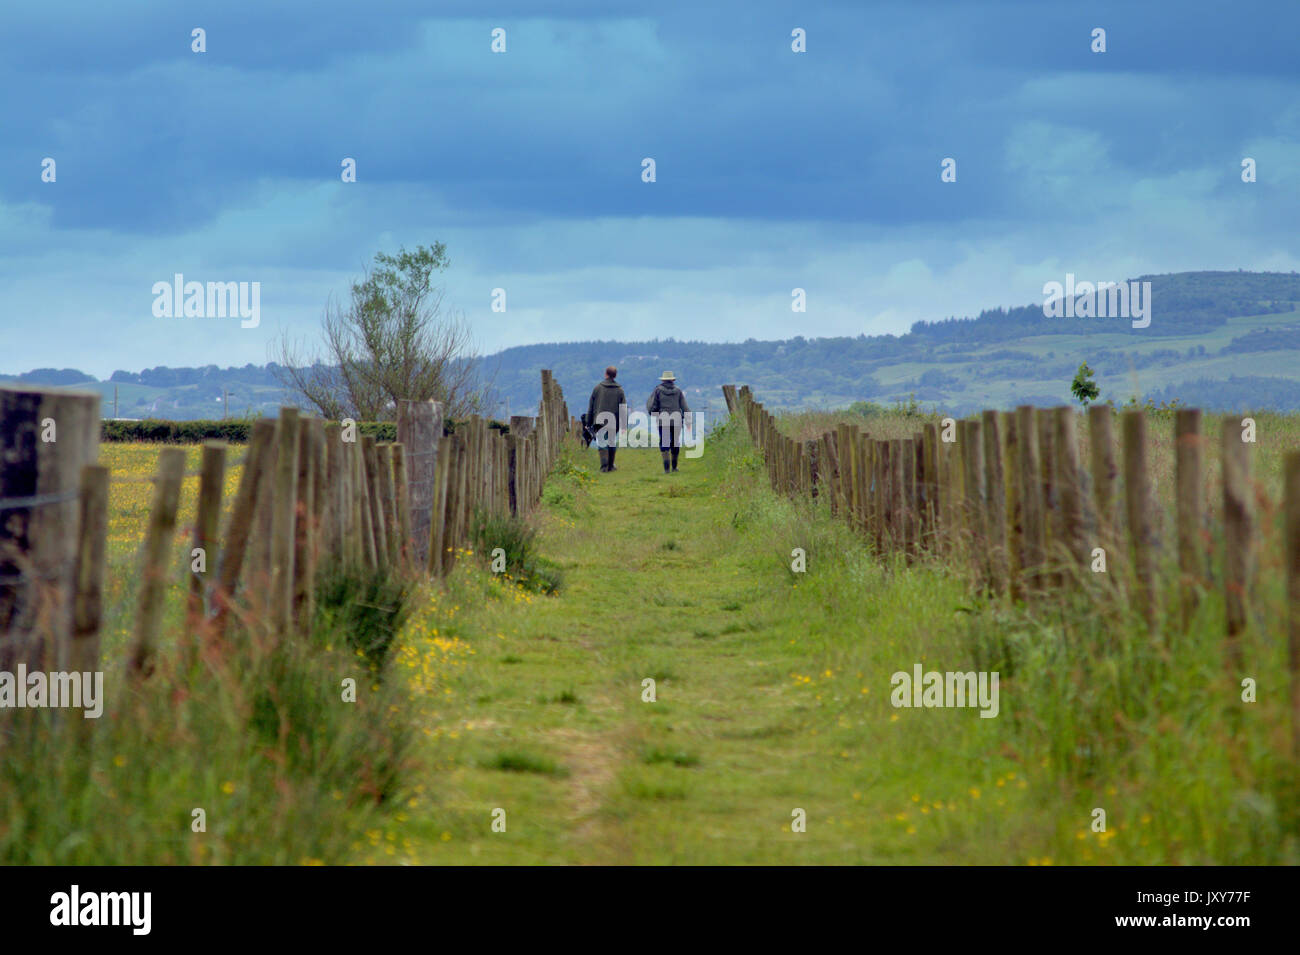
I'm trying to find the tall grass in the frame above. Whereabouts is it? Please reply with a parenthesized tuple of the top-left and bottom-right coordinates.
(753, 407, 1300, 863)
(0, 457, 417, 864)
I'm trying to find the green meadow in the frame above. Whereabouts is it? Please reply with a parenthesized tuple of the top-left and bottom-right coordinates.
(3, 412, 1296, 864)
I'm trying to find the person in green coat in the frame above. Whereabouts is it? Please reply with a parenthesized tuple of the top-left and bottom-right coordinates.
(646, 371, 690, 473)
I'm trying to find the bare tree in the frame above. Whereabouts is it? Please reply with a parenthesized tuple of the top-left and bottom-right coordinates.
(274, 244, 492, 420)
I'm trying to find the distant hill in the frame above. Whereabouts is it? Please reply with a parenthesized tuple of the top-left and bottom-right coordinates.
(485, 270, 1300, 417)
(7, 270, 1300, 419)
(0, 364, 290, 421)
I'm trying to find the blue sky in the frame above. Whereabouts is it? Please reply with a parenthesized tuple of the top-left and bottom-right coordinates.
(2, 0, 1297, 378)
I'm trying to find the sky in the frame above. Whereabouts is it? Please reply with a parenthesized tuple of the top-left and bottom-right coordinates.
(1, 0, 1298, 378)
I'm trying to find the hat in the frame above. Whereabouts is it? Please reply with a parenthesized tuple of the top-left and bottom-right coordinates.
(659, 371, 676, 380)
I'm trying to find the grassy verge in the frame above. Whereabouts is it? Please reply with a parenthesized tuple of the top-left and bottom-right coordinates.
(0, 445, 418, 864)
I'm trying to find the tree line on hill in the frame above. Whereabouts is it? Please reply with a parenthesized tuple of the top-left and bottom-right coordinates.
(6, 270, 1300, 416)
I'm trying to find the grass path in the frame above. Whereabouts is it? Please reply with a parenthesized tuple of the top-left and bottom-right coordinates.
(388, 430, 1053, 866)
(384, 421, 1294, 866)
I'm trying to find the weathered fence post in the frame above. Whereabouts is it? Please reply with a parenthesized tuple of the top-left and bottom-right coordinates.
(213, 419, 275, 638)
(271, 409, 301, 636)
(937, 427, 955, 557)
(1003, 411, 1023, 600)
(903, 436, 918, 560)
(721, 384, 738, 415)
(393, 443, 413, 569)
(922, 423, 938, 552)
(1053, 407, 1085, 581)
(70, 464, 109, 676)
(1089, 405, 1118, 577)
(376, 443, 400, 568)
(1175, 409, 1206, 628)
(878, 439, 892, 555)
(889, 438, 904, 557)
(430, 433, 453, 574)
(1284, 451, 1300, 759)
(0, 385, 99, 673)
(1123, 410, 1159, 634)
(982, 411, 1007, 596)
(1016, 406, 1046, 595)
(292, 419, 317, 635)
(1222, 415, 1254, 665)
(961, 420, 986, 589)
(189, 442, 227, 626)
(1037, 410, 1059, 588)
(129, 447, 187, 676)
(305, 418, 323, 566)
(361, 435, 387, 571)
(324, 423, 343, 555)
(353, 435, 376, 571)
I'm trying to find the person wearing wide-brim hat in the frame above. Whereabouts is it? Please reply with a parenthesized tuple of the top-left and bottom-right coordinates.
(646, 371, 690, 473)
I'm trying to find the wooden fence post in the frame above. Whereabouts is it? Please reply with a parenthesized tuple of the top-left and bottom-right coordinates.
(397, 400, 444, 568)
(0, 385, 99, 673)
(447, 434, 470, 573)
(1016, 406, 1046, 595)
(922, 424, 938, 552)
(938, 426, 955, 556)
(847, 430, 861, 532)
(292, 419, 317, 636)
(1222, 415, 1254, 665)
(824, 432, 840, 517)
(1037, 410, 1059, 588)
(271, 409, 301, 637)
(961, 420, 986, 589)
(903, 436, 917, 560)
(430, 433, 453, 575)
(189, 441, 226, 628)
(878, 439, 893, 555)
(213, 419, 276, 638)
(310, 418, 327, 567)
(352, 436, 376, 571)
(361, 435, 387, 571)
(70, 464, 109, 676)
(1089, 405, 1118, 576)
(1284, 451, 1300, 759)
(1123, 409, 1159, 634)
(836, 425, 851, 519)
(982, 412, 1007, 596)
(377, 443, 400, 568)
(1053, 407, 1085, 580)
(1003, 411, 1023, 600)
(129, 447, 186, 676)
(1175, 409, 1206, 628)
(250, 430, 278, 587)
(863, 436, 873, 540)
(393, 443, 413, 569)
(324, 423, 343, 556)
(890, 438, 905, 558)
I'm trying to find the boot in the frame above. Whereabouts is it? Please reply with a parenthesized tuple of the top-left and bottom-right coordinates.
(661, 450, 671, 473)
(671, 448, 680, 472)
(598, 448, 610, 472)
(607, 447, 618, 471)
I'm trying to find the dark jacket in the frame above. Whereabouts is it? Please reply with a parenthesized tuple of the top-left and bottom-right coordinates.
(588, 379, 626, 430)
(647, 381, 689, 416)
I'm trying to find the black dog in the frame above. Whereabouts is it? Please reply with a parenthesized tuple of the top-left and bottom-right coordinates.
(579, 412, 596, 448)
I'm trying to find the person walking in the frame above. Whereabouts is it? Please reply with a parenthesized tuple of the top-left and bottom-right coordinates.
(647, 371, 690, 473)
(587, 365, 626, 472)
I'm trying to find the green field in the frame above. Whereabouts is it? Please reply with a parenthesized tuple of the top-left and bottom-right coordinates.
(3, 413, 1296, 865)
